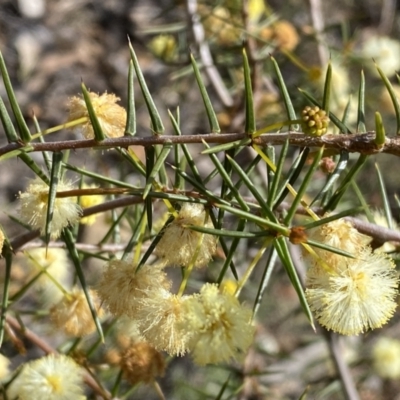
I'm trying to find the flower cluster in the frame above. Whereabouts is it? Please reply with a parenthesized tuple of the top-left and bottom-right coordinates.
(96, 260, 170, 317)
(259, 20, 299, 51)
(0, 354, 10, 381)
(105, 321, 166, 385)
(181, 283, 254, 365)
(50, 288, 103, 337)
(7, 354, 85, 400)
(359, 34, 400, 78)
(119, 341, 166, 384)
(67, 91, 126, 139)
(305, 218, 399, 335)
(97, 262, 255, 364)
(96, 205, 255, 365)
(372, 337, 400, 379)
(155, 202, 217, 268)
(301, 106, 330, 136)
(18, 178, 81, 240)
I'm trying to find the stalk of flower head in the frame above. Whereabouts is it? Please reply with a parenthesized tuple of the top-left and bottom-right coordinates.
(234, 237, 272, 298)
(133, 210, 149, 266)
(252, 143, 320, 221)
(29, 117, 88, 141)
(24, 248, 72, 306)
(25, 251, 69, 296)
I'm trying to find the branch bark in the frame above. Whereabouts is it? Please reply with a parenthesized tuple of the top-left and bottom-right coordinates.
(2, 131, 400, 157)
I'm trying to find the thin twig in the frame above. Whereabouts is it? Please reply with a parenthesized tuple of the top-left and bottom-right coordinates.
(18, 241, 133, 253)
(186, 0, 234, 107)
(2, 132, 400, 156)
(322, 330, 360, 400)
(289, 244, 360, 400)
(308, 0, 329, 67)
(379, 0, 397, 35)
(7, 187, 400, 256)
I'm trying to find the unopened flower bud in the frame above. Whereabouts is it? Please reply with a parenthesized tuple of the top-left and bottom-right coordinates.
(301, 106, 329, 136)
(50, 288, 103, 337)
(120, 341, 165, 385)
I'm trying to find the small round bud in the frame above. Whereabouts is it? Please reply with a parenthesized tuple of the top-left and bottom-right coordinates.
(289, 226, 307, 244)
(319, 157, 336, 174)
(301, 106, 330, 136)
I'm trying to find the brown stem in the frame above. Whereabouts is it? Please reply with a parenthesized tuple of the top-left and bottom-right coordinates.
(2, 132, 400, 156)
(7, 191, 400, 256)
(186, 0, 234, 107)
(323, 330, 360, 400)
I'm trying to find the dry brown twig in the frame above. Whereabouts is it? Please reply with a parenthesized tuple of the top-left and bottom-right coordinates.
(1, 131, 400, 157)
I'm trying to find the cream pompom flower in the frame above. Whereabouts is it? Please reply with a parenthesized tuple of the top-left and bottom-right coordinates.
(360, 34, 400, 78)
(306, 249, 399, 335)
(7, 353, 85, 400)
(135, 289, 189, 356)
(0, 354, 10, 381)
(19, 178, 81, 240)
(50, 288, 103, 337)
(372, 337, 400, 379)
(305, 217, 370, 268)
(67, 92, 126, 139)
(96, 259, 170, 317)
(182, 283, 255, 365)
(155, 203, 217, 268)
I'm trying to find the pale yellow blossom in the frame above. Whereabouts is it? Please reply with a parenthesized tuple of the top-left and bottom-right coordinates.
(0, 354, 10, 381)
(96, 259, 170, 317)
(135, 289, 189, 356)
(155, 203, 217, 267)
(19, 178, 81, 240)
(306, 249, 399, 335)
(67, 92, 126, 139)
(182, 283, 255, 365)
(7, 354, 85, 400)
(360, 34, 400, 78)
(50, 288, 103, 337)
(373, 337, 400, 379)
